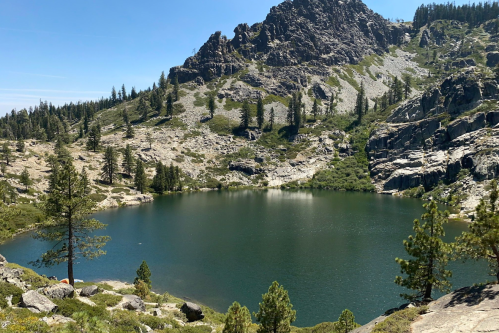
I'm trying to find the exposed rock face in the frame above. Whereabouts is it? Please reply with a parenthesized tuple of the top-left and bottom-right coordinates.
(229, 159, 262, 175)
(122, 295, 146, 312)
(169, 0, 408, 84)
(42, 283, 74, 299)
(368, 73, 499, 210)
(21, 290, 58, 313)
(80, 285, 99, 297)
(0, 265, 27, 290)
(412, 284, 499, 333)
(41, 315, 76, 326)
(180, 302, 205, 322)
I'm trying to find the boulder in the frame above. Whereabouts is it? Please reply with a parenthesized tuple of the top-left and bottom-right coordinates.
(229, 159, 262, 175)
(80, 285, 99, 297)
(180, 302, 205, 322)
(0, 254, 6, 267)
(21, 290, 58, 313)
(122, 295, 145, 312)
(487, 52, 499, 67)
(42, 284, 74, 299)
(419, 29, 431, 47)
(0, 266, 26, 290)
(151, 308, 162, 316)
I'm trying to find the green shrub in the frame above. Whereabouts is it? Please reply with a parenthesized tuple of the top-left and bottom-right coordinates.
(0, 282, 23, 308)
(109, 310, 145, 333)
(88, 193, 107, 202)
(53, 298, 108, 319)
(372, 306, 428, 333)
(206, 115, 239, 136)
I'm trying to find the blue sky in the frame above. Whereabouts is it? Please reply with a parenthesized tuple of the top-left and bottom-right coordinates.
(0, 0, 474, 114)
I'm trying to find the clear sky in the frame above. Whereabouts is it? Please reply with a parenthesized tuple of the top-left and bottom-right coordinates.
(0, 0, 475, 114)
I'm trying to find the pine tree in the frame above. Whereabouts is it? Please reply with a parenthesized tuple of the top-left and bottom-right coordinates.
(31, 160, 110, 286)
(173, 76, 180, 101)
(101, 146, 119, 184)
(79, 125, 84, 139)
(131, 87, 138, 99)
(457, 180, 499, 281)
(293, 92, 303, 132)
(355, 83, 365, 123)
(257, 97, 265, 129)
(287, 97, 294, 127)
(16, 139, 25, 153)
(223, 302, 252, 333)
(123, 107, 129, 125)
(166, 93, 174, 118)
(392, 77, 403, 103)
(20, 167, 32, 191)
(329, 93, 335, 117)
(269, 107, 275, 130)
(138, 95, 151, 121)
(125, 123, 135, 139)
(395, 201, 452, 301)
(121, 84, 127, 102)
(152, 162, 166, 194)
(2, 142, 12, 166)
(111, 86, 117, 106)
(159, 71, 168, 90)
(86, 125, 101, 152)
(146, 132, 153, 150)
(134, 160, 147, 194)
(312, 99, 319, 120)
(208, 95, 216, 119)
(134, 260, 152, 288)
(334, 309, 358, 333)
(254, 281, 296, 333)
(403, 75, 412, 100)
(122, 144, 135, 177)
(364, 97, 369, 115)
(240, 101, 251, 129)
(81, 166, 91, 195)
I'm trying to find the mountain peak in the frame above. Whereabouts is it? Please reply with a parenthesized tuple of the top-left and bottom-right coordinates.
(169, 0, 408, 83)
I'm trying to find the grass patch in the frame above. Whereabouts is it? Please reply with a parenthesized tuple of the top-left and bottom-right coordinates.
(373, 306, 428, 333)
(0, 282, 23, 308)
(326, 75, 341, 89)
(0, 203, 44, 243)
(263, 94, 289, 107)
(53, 298, 108, 318)
(91, 293, 123, 307)
(88, 193, 107, 203)
(206, 115, 239, 136)
(74, 281, 115, 291)
(111, 188, 131, 194)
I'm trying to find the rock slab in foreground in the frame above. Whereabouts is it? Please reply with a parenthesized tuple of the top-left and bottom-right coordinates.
(412, 284, 499, 333)
(21, 290, 58, 313)
(0, 254, 6, 267)
(80, 285, 99, 297)
(181, 302, 205, 322)
(42, 283, 74, 299)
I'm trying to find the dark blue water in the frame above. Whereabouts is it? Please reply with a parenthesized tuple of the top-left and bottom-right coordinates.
(0, 190, 488, 326)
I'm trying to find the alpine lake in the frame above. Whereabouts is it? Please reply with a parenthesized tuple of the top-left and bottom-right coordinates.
(0, 190, 489, 326)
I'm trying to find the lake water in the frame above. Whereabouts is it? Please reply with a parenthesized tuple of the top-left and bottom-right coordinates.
(0, 190, 488, 326)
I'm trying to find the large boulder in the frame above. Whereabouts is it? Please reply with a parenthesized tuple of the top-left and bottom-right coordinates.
(180, 302, 205, 322)
(21, 290, 58, 313)
(80, 285, 99, 297)
(41, 315, 76, 326)
(122, 295, 145, 312)
(229, 159, 262, 175)
(42, 283, 74, 299)
(0, 266, 26, 290)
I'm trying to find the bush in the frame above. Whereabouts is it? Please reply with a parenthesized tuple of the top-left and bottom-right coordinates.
(308, 157, 375, 192)
(53, 298, 108, 319)
(372, 307, 428, 333)
(109, 310, 145, 333)
(0, 308, 49, 332)
(0, 282, 23, 308)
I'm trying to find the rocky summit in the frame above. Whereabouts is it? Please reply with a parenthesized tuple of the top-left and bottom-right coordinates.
(170, 0, 408, 93)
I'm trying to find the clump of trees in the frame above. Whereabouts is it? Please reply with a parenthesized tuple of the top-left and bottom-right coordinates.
(151, 162, 182, 194)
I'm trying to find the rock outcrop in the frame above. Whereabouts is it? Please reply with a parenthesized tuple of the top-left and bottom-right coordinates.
(42, 283, 74, 299)
(80, 285, 99, 297)
(180, 302, 205, 322)
(368, 72, 499, 212)
(170, 0, 409, 86)
(122, 295, 146, 312)
(20, 290, 58, 313)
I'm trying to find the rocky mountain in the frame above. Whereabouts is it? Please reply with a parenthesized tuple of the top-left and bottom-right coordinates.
(169, 0, 409, 95)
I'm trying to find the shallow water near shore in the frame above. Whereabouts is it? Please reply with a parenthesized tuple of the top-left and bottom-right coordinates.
(0, 190, 488, 326)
